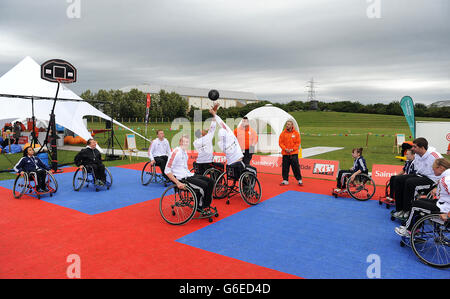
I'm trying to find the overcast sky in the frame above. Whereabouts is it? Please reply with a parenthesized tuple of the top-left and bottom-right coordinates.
(0, 0, 449, 104)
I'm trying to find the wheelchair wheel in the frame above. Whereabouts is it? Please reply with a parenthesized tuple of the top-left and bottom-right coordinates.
(104, 168, 113, 189)
(346, 173, 376, 201)
(45, 171, 58, 194)
(213, 172, 232, 199)
(141, 162, 154, 185)
(13, 173, 28, 199)
(73, 167, 87, 191)
(160, 184, 197, 225)
(239, 172, 262, 205)
(410, 214, 449, 268)
(203, 167, 222, 184)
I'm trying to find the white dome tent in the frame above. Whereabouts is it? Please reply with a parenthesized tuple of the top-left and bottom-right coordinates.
(0, 56, 148, 152)
(243, 104, 299, 154)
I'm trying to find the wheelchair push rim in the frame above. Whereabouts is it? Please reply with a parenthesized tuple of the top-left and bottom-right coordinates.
(141, 161, 155, 185)
(73, 167, 87, 191)
(410, 214, 450, 269)
(346, 173, 376, 201)
(239, 172, 262, 205)
(104, 167, 113, 189)
(213, 172, 233, 199)
(203, 167, 222, 184)
(160, 184, 197, 225)
(45, 171, 58, 194)
(13, 173, 29, 199)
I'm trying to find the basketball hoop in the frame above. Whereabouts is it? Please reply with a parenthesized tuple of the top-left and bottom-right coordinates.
(39, 59, 77, 172)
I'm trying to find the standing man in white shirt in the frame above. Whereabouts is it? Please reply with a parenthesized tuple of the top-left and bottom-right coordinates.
(164, 135, 215, 210)
(193, 119, 217, 175)
(148, 129, 171, 181)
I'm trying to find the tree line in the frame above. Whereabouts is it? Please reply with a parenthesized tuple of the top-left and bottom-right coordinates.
(80, 89, 189, 121)
(81, 89, 449, 121)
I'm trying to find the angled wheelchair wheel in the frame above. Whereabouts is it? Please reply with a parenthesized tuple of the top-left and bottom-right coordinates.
(46, 171, 58, 194)
(203, 167, 222, 184)
(104, 167, 113, 189)
(13, 173, 29, 199)
(141, 162, 154, 185)
(73, 167, 87, 191)
(346, 173, 376, 201)
(411, 214, 449, 269)
(213, 172, 232, 199)
(160, 184, 197, 225)
(239, 172, 262, 205)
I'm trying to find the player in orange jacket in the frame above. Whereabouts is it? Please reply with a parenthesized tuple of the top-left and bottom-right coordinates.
(279, 120, 303, 186)
(234, 117, 258, 165)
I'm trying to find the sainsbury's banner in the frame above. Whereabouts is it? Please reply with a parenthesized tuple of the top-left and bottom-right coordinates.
(371, 164, 404, 186)
(187, 151, 339, 180)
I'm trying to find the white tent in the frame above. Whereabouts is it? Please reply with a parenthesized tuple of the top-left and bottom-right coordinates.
(0, 56, 149, 152)
(243, 104, 299, 153)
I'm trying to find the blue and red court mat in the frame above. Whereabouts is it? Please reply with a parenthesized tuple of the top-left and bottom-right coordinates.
(0, 163, 448, 278)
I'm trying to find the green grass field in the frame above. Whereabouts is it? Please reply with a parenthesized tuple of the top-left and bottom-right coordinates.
(0, 111, 448, 181)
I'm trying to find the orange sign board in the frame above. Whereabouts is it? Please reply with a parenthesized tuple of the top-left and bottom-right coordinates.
(371, 164, 404, 186)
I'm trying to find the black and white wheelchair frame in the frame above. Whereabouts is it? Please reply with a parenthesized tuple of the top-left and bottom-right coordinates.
(213, 163, 262, 206)
(13, 170, 58, 199)
(390, 183, 437, 222)
(332, 172, 376, 201)
(159, 181, 219, 225)
(72, 165, 113, 192)
(399, 213, 449, 269)
(141, 161, 169, 187)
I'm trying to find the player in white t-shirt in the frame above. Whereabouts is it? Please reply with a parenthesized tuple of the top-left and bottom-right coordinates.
(395, 158, 450, 237)
(148, 129, 171, 180)
(208, 103, 246, 178)
(193, 119, 218, 175)
(164, 135, 215, 209)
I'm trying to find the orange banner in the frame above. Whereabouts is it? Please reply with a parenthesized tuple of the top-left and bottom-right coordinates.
(371, 164, 404, 186)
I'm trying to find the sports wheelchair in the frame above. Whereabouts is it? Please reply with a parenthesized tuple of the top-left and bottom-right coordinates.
(72, 165, 113, 192)
(399, 213, 449, 268)
(213, 163, 262, 205)
(141, 161, 169, 186)
(13, 170, 58, 199)
(378, 179, 395, 209)
(390, 183, 437, 222)
(159, 182, 219, 225)
(332, 172, 376, 201)
(191, 161, 224, 184)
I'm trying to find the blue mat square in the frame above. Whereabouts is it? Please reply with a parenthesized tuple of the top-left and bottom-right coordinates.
(177, 191, 450, 279)
(0, 167, 166, 215)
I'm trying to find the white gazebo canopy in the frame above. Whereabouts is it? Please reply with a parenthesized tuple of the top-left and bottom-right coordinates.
(0, 56, 148, 152)
(243, 104, 299, 153)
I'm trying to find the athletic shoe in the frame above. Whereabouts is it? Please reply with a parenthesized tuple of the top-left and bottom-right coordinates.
(280, 180, 289, 186)
(403, 211, 410, 219)
(333, 188, 341, 193)
(395, 226, 410, 237)
(298, 179, 303, 186)
(393, 211, 404, 218)
(385, 196, 394, 202)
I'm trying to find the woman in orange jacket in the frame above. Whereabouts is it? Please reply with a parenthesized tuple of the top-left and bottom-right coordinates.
(279, 120, 303, 186)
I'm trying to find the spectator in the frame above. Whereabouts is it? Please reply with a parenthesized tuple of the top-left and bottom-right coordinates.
(279, 120, 303, 186)
(234, 117, 258, 165)
(392, 137, 443, 219)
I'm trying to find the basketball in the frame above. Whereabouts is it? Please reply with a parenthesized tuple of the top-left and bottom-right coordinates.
(208, 89, 220, 101)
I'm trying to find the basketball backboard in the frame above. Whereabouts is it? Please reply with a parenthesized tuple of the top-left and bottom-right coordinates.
(41, 59, 77, 83)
